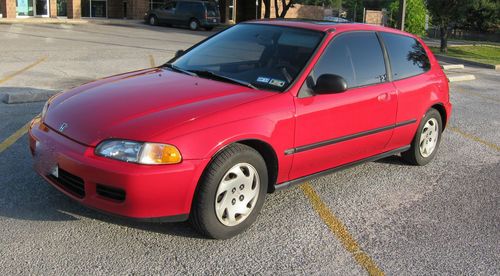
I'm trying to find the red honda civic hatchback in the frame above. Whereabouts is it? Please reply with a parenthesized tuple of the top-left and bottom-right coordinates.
(29, 20, 451, 239)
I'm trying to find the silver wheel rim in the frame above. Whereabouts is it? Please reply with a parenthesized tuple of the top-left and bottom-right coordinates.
(190, 21, 197, 30)
(419, 118, 439, 158)
(215, 163, 260, 227)
(150, 17, 155, 25)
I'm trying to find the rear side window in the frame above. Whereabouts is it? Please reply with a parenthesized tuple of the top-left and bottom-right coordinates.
(177, 2, 199, 13)
(380, 32, 430, 80)
(311, 32, 387, 89)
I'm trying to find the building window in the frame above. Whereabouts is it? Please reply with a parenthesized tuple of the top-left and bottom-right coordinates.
(228, 0, 234, 21)
(57, 0, 67, 16)
(16, 0, 34, 16)
(81, 0, 107, 17)
(149, 0, 165, 10)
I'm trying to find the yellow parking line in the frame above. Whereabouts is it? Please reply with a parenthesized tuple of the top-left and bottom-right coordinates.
(0, 57, 47, 85)
(149, 55, 156, 67)
(0, 120, 32, 154)
(300, 183, 384, 276)
(448, 126, 500, 151)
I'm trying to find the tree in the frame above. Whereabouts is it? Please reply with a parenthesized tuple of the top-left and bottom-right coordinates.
(388, 0, 427, 36)
(274, 0, 295, 18)
(461, 0, 500, 32)
(263, 0, 271, 18)
(426, 0, 467, 53)
(342, 0, 363, 22)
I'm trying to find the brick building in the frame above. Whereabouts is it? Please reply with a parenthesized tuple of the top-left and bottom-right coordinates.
(0, 0, 323, 22)
(0, 0, 151, 19)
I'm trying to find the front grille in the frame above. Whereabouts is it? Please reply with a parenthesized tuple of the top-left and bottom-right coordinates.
(96, 184, 126, 202)
(48, 169, 85, 198)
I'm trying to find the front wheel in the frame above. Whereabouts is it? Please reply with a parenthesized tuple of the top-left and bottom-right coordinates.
(402, 108, 443, 166)
(149, 15, 158, 26)
(189, 143, 268, 239)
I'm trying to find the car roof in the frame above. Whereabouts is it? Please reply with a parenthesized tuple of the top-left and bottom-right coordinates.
(247, 19, 416, 38)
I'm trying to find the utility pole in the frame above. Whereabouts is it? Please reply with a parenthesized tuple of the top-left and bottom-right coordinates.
(399, 0, 406, 31)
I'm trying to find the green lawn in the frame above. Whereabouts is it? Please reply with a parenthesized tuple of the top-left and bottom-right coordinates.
(429, 45, 500, 65)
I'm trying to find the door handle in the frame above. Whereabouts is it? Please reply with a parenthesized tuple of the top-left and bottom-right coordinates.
(377, 93, 390, 102)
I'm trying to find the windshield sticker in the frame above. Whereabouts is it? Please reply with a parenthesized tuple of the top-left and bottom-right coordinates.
(256, 77, 270, 83)
(269, 79, 285, 87)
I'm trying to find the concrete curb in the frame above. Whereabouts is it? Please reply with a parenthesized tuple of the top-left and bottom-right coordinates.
(1, 90, 58, 104)
(447, 74, 476, 83)
(435, 54, 499, 71)
(441, 64, 465, 70)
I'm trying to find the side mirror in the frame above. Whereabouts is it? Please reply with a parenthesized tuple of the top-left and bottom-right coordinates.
(314, 74, 348, 94)
(175, 50, 185, 58)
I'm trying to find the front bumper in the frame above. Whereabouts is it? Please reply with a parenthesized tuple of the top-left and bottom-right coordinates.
(29, 118, 208, 221)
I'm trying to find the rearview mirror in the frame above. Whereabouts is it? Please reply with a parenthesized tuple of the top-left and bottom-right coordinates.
(314, 74, 348, 94)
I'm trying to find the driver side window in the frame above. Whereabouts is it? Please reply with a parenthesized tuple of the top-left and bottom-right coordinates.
(164, 2, 176, 11)
(302, 31, 387, 97)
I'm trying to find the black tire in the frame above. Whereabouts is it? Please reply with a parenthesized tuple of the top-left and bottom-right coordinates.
(189, 143, 268, 239)
(149, 15, 158, 26)
(402, 108, 443, 166)
(188, 19, 199, 31)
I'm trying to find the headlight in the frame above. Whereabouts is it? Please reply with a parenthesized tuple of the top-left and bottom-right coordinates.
(41, 100, 49, 119)
(95, 140, 182, 165)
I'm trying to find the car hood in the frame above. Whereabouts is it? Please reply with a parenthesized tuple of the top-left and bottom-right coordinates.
(45, 68, 274, 146)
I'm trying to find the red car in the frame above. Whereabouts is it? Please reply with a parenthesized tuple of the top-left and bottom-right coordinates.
(29, 20, 451, 239)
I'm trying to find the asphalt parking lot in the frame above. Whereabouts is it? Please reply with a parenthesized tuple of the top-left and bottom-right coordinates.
(1, 23, 499, 275)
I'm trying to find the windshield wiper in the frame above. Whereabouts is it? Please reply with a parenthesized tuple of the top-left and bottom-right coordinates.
(163, 63, 198, 77)
(189, 69, 258, 90)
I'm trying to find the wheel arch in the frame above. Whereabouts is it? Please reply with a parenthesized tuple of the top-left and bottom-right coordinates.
(208, 139, 279, 194)
(431, 103, 447, 130)
(236, 139, 279, 193)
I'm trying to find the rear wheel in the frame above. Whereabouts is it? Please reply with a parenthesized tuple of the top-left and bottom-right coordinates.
(190, 143, 268, 239)
(402, 108, 442, 166)
(189, 19, 199, 30)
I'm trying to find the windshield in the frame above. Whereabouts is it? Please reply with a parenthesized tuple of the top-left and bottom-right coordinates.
(172, 24, 324, 92)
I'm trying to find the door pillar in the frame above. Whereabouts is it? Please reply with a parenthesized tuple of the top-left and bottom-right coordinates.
(67, 0, 80, 18)
(50, 0, 57, 17)
(1, 0, 17, 18)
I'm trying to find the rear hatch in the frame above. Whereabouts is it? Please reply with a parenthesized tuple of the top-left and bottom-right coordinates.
(205, 2, 220, 20)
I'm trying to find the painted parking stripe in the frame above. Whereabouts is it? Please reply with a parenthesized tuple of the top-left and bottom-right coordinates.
(448, 126, 500, 151)
(149, 55, 156, 67)
(0, 57, 47, 85)
(0, 120, 32, 155)
(300, 183, 384, 276)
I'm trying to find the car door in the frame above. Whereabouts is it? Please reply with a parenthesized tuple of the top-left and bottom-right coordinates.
(173, 1, 192, 26)
(289, 31, 398, 180)
(158, 1, 177, 24)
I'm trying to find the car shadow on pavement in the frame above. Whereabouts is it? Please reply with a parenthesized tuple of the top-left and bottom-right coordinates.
(374, 155, 408, 166)
(0, 131, 203, 239)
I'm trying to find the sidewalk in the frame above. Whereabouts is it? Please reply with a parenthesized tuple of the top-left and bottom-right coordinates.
(0, 17, 145, 26)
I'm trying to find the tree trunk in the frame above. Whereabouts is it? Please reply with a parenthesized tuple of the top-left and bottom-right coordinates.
(440, 24, 448, 54)
(274, 0, 279, 18)
(279, 0, 293, 18)
(263, 0, 270, 18)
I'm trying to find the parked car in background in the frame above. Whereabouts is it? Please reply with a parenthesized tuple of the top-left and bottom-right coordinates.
(145, 0, 220, 30)
(30, 20, 451, 239)
(323, 16, 350, 23)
